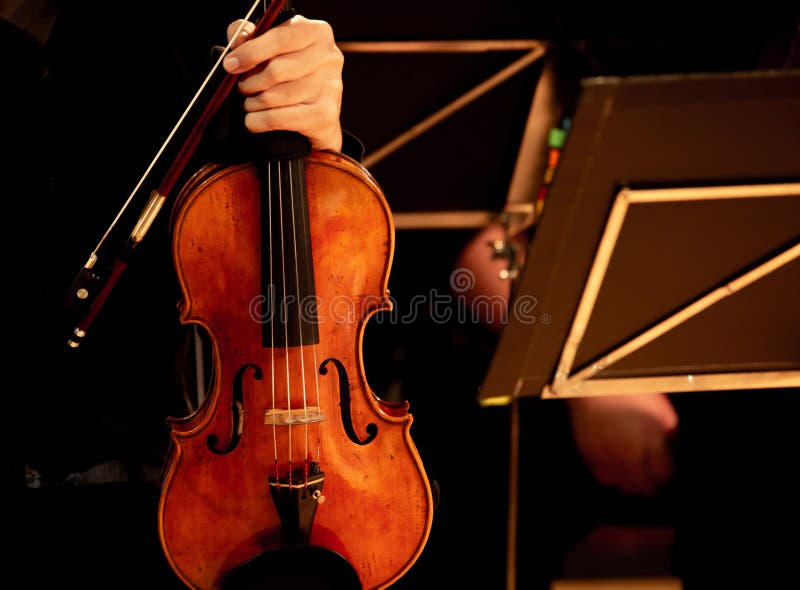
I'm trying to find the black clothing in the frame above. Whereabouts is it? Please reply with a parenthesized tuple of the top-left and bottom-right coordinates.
(5, 8, 208, 587)
(5, 6, 216, 486)
(4, 5, 362, 588)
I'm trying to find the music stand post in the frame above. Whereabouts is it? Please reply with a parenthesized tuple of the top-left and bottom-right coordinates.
(479, 69, 800, 590)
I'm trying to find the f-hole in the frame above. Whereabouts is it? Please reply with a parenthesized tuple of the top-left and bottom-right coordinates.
(320, 358, 378, 445)
(207, 362, 262, 454)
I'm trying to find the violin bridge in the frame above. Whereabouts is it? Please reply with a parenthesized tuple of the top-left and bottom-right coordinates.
(264, 406, 326, 425)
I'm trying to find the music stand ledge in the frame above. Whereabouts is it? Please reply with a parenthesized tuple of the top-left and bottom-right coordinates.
(478, 69, 800, 405)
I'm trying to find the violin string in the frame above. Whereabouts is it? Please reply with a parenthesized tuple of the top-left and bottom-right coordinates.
(287, 159, 311, 479)
(301, 162, 323, 466)
(277, 160, 294, 476)
(267, 161, 279, 476)
(87, 0, 263, 257)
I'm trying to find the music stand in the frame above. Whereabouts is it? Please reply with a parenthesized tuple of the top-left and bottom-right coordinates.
(479, 68, 800, 406)
(476, 69, 800, 590)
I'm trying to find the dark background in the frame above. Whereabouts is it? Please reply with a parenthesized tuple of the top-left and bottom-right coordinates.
(11, 2, 799, 588)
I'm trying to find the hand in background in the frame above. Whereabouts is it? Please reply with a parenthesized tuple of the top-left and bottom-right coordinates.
(223, 15, 344, 152)
(453, 223, 528, 333)
(566, 393, 679, 496)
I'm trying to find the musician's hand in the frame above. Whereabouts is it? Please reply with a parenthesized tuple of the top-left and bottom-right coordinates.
(453, 223, 527, 333)
(223, 15, 344, 152)
(566, 393, 679, 496)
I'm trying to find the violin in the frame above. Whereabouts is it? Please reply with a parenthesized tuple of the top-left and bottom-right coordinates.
(152, 2, 433, 588)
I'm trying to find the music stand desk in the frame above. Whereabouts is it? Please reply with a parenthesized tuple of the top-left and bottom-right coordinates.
(479, 69, 800, 405)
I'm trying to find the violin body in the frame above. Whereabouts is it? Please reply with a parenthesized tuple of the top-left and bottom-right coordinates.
(159, 150, 433, 589)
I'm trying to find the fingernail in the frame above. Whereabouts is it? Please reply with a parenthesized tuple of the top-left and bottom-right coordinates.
(223, 54, 240, 72)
